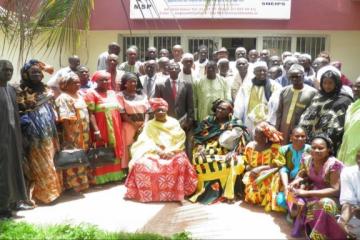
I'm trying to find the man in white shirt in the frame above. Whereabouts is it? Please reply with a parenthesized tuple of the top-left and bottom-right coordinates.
(339, 149, 360, 239)
(194, 45, 208, 80)
(97, 42, 120, 70)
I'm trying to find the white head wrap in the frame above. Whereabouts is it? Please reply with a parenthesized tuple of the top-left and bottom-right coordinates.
(181, 53, 194, 62)
(253, 61, 268, 70)
(316, 65, 341, 82)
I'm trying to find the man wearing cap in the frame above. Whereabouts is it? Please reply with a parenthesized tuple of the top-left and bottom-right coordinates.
(233, 61, 282, 135)
(275, 64, 317, 144)
(216, 47, 229, 60)
(298, 54, 315, 79)
(217, 58, 233, 96)
(179, 53, 197, 84)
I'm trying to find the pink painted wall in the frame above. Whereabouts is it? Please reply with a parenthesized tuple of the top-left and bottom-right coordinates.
(90, 0, 360, 31)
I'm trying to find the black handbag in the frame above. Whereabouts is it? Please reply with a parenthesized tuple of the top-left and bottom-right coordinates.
(54, 149, 90, 170)
(87, 145, 116, 167)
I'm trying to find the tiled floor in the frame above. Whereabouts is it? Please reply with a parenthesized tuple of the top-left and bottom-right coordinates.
(15, 183, 293, 239)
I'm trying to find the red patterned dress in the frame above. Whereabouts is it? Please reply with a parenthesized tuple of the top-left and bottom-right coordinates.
(125, 117, 197, 202)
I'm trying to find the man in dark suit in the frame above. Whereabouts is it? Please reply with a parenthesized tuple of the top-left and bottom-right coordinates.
(154, 62, 195, 159)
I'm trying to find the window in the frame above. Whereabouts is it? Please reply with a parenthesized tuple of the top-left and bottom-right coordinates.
(153, 36, 181, 58)
(296, 37, 326, 61)
(263, 37, 292, 56)
(188, 38, 216, 59)
(122, 36, 149, 61)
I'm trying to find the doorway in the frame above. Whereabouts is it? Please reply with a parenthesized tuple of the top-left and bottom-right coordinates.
(221, 38, 256, 60)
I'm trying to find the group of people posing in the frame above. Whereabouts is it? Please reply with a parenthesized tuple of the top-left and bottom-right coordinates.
(1, 42, 360, 239)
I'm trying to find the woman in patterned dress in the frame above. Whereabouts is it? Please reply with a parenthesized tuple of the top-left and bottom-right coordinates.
(190, 99, 249, 204)
(16, 60, 62, 204)
(55, 73, 90, 192)
(287, 134, 346, 239)
(85, 71, 125, 184)
(242, 121, 285, 212)
(125, 98, 197, 202)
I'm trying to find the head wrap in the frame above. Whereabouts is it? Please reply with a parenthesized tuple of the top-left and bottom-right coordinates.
(288, 64, 304, 74)
(91, 70, 111, 83)
(149, 98, 168, 111)
(20, 60, 54, 87)
(317, 65, 341, 82)
(22, 59, 54, 74)
(253, 61, 268, 70)
(257, 121, 283, 143)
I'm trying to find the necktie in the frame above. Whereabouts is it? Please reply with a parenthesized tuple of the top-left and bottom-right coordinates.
(172, 79, 177, 99)
(147, 78, 152, 95)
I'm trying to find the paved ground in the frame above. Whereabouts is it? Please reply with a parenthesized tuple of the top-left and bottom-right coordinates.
(15, 182, 293, 239)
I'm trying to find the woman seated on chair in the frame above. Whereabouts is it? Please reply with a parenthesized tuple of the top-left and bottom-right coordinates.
(190, 99, 249, 204)
(125, 98, 198, 202)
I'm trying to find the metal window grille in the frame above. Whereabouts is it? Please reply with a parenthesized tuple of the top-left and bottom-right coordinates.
(296, 37, 326, 61)
(122, 36, 149, 61)
(188, 38, 216, 60)
(153, 36, 181, 58)
(263, 36, 292, 56)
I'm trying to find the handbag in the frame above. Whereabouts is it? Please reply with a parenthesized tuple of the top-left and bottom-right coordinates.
(54, 149, 90, 170)
(87, 144, 116, 167)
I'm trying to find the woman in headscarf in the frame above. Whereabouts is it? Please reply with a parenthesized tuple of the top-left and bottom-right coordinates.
(190, 99, 249, 204)
(242, 121, 285, 212)
(55, 73, 90, 192)
(16, 59, 62, 204)
(125, 98, 198, 202)
(287, 134, 346, 239)
(117, 72, 149, 169)
(84, 70, 125, 184)
(300, 66, 353, 154)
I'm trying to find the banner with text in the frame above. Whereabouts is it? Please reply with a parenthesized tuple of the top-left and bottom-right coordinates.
(130, 0, 291, 20)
